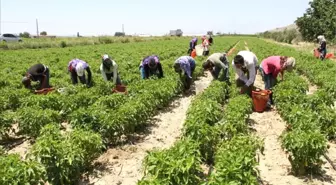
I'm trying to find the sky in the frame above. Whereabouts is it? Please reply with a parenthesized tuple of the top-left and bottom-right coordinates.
(0, 0, 311, 36)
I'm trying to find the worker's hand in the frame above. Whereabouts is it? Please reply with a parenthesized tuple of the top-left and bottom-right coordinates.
(240, 85, 248, 94)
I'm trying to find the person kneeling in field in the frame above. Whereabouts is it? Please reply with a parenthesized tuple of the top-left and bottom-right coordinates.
(68, 59, 92, 88)
(260, 56, 295, 107)
(139, 55, 164, 79)
(101, 54, 122, 85)
(202, 52, 229, 82)
(232, 50, 259, 97)
(173, 56, 196, 90)
(22, 63, 51, 90)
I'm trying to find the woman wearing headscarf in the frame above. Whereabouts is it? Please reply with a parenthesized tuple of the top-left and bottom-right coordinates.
(68, 59, 92, 87)
(100, 54, 122, 85)
(139, 55, 164, 79)
(317, 35, 327, 60)
(202, 36, 210, 56)
(188, 37, 198, 55)
(259, 56, 295, 106)
(173, 56, 196, 90)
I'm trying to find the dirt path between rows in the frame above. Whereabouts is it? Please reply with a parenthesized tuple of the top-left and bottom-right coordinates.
(246, 43, 336, 185)
(252, 71, 315, 185)
(299, 75, 318, 95)
(80, 72, 213, 185)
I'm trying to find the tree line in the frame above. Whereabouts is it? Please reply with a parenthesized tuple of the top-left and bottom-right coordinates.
(260, 0, 335, 43)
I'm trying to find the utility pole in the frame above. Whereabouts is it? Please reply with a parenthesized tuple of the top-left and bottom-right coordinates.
(36, 18, 39, 38)
(122, 24, 124, 33)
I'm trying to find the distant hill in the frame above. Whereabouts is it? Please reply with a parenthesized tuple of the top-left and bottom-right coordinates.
(268, 24, 298, 32)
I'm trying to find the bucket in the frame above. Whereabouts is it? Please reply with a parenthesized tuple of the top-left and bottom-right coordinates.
(326, 53, 335, 59)
(252, 89, 272, 112)
(314, 49, 320, 58)
(112, 85, 127, 94)
(191, 49, 196, 58)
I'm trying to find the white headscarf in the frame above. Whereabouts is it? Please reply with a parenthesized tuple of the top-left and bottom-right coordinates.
(317, 35, 326, 43)
(284, 57, 295, 72)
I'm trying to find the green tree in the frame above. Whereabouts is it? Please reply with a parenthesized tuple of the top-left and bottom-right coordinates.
(295, 0, 336, 41)
(19, 32, 30, 38)
(40, 31, 47, 36)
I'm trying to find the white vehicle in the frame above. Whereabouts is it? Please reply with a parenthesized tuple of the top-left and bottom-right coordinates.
(0, 33, 23, 43)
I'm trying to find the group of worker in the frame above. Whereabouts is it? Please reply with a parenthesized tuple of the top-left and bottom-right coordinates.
(22, 54, 121, 89)
(188, 35, 213, 56)
(21, 53, 199, 91)
(22, 36, 297, 108)
(232, 50, 295, 107)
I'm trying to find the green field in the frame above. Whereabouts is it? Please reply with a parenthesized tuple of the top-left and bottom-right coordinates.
(1, 37, 336, 185)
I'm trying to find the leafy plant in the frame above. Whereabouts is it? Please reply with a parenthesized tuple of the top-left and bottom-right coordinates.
(281, 130, 327, 175)
(28, 124, 103, 185)
(16, 106, 62, 138)
(208, 135, 263, 185)
(0, 153, 46, 185)
(140, 139, 203, 185)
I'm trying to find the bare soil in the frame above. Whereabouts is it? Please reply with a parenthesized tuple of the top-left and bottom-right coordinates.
(79, 72, 213, 185)
(300, 75, 318, 95)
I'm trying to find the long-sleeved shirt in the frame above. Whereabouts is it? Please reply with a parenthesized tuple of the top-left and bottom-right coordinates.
(27, 63, 47, 81)
(261, 56, 282, 78)
(207, 53, 228, 69)
(190, 38, 198, 49)
(232, 51, 258, 87)
(175, 56, 195, 79)
(100, 60, 118, 84)
(140, 55, 164, 78)
(68, 59, 89, 71)
(319, 41, 327, 51)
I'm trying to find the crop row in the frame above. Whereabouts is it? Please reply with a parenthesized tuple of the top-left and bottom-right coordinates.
(139, 42, 263, 184)
(0, 38, 239, 184)
(247, 39, 334, 175)
(208, 42, 263, 185)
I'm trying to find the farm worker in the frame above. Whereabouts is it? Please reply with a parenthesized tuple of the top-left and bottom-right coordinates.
(208, 35, 213, 46)
(202, 52, 229, 82)
(259, 56, 295, 106)
(202, 36, 210, 56)
(173, 56, 196, 90)
(188, 37, 198, 55)
(139, 55, 164, 79)
(22, 63, 50, 90)
(317, 35, 327, 60)
(68, 59, 92, 87)
(232, 50, 259, 97)
(101, 54, 122, 85)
